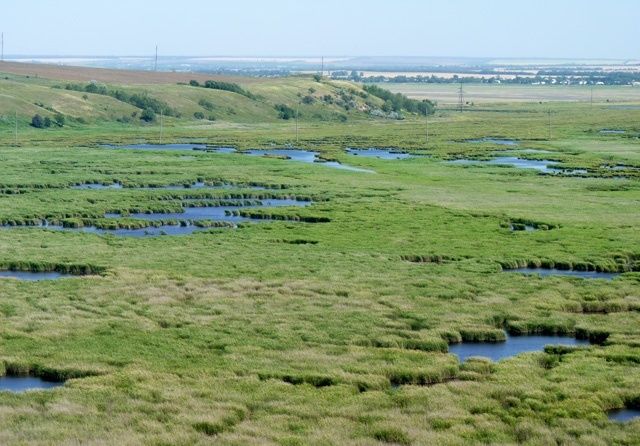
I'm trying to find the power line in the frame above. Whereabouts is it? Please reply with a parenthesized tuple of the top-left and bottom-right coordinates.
(458, 83, 464, 112)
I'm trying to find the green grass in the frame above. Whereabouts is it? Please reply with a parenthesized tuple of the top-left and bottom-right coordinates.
(0, 72, 637, 444)
(0, 73, 382, 130)
(374, 82, 640, 105)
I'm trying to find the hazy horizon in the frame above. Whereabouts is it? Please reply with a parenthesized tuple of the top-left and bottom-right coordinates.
(2, 0, 638, 59)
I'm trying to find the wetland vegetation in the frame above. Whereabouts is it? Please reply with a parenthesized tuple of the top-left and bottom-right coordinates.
(0, 61, 638, 445)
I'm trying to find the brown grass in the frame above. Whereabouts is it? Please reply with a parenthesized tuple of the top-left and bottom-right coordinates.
(0, 61, 253, 85)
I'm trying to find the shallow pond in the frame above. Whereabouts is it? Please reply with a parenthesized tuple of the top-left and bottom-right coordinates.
(0, 271, 75, 281)
(73, 182, 265, 191)
(608, 408, 640, 422)
(45, 223, 212, 238)
(245, 149, 319, 163)
(196, 147, 237, 154)
(498, 149, 552, 154)
(72, 183, 123, 190)
(600, 129, 626, 134)
(244, 149, 374, 172)
(510, 224, 536, 232)
(25, 199, 312, 237)
(346, 148, 412, 160)
(101, 143, 208, 151)
(466, 138, 518, 146)
(508, 268, 619, 280)
(116, 198, 310, 222)
(448, 157, 587, 175)
(449, 335, 590, 362)
(0, 376, 64, 392)
(448, 157, 556, 172)
(101, 145, 374, 172)
(601, 164, 640, 172)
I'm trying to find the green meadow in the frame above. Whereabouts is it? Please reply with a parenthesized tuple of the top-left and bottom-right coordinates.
(0, 69, 638, 445)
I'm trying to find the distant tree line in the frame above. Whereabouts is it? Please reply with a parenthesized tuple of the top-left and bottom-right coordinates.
(63, 83, 180, 121)
(363, 85, 435, 115)
(357, 72, 640, 86)
(188, 80, 257, 99)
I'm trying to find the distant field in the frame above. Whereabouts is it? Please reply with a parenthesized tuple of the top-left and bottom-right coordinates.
(0, 61, 251, 85)
(375, 83, 640, 105)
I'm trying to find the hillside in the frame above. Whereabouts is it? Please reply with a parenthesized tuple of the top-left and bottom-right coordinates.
(0, 63, 412, 129)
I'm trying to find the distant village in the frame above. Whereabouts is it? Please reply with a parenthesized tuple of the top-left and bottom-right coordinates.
(330, 69, 640, 86)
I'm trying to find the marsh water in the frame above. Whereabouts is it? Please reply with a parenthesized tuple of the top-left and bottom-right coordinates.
(244, 149, 374, 172)
(602, 164, 640, 171)
(448, 157, 587, 175)
(100, 145, 374, 172)
(0, 376, 64, 392)
(608, 409, 640, 422)
(449, 335, 590, 362)
(509, 268, 619, 280)
(346, 148, 412, 159)
(73, 183, 123, 190)
(73, 182, 265, 191)
(510, 224, 536, 232)
(600, 129, 626, 134)
(114, 198, 310, 222)
(101, 143, 208, 151)
(245, 149, 318, 163)
(466, 138, 518, 146)
(21, 199, 312, 237)
(206, 147, 237, 153)
(0, 271, 74, 281)
(449, 156, 557, 171)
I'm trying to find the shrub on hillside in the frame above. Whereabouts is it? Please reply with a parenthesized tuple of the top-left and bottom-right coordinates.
(275, 104, 296, 120)
(198, 99, 215, 111)
(54, 113, 65, 127)
(31, 114, 45, 128)
(31, 114, 53, 129)
(140, 108, 156, 122)
(363, 84, 435, 115)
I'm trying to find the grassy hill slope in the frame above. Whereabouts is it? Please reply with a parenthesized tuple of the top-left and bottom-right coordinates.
(0, 64, 389, 128)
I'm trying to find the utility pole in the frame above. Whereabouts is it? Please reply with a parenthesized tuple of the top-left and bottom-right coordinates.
(154, 45, 158, 71)
(590, 86, 593, 106)
(547, 109, 552, 141)
(458, 83, 464, 112)
(321, 56, 324, 78)
(295, 102, 299, 145)
(425, 112, 429, 146)
(1, 32, 4, 62)
(14, 110, 18, 145)
(160, 109, 163, 144)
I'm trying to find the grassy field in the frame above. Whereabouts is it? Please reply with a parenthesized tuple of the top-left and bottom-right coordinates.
(0, 65, 637, 445)
(375, 83, 640, 106)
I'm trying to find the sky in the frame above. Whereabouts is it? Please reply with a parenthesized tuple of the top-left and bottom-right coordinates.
(2, 0, 638, 59)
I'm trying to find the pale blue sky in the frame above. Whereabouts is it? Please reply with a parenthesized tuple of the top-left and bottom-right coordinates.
(3, 0, 638, 58)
